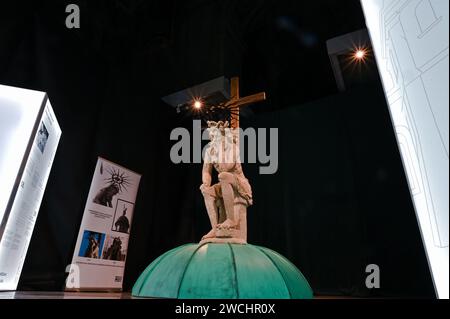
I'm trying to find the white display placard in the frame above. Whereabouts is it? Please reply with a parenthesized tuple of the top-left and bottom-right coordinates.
(361, 0, 449, 298)
(0, 84, 62, 291)
(66, 158, 141, 291)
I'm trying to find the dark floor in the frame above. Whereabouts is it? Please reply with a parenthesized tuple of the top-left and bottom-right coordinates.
(0, 291, 357, 299)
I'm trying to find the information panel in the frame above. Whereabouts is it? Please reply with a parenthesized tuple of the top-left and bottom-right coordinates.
(66, 158, 141, 291)
(0, 85, 62, 290)
(361, 0, 449, 298)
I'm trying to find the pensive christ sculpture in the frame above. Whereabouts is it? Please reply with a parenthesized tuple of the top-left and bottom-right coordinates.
(132, 77, 314, 299)
(199, 77, 266, 245)
(200, 120, 252, 244)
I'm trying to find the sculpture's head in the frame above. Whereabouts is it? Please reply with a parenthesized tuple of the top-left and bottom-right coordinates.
(206, 121, 231, 141)
(204, 121, 240, 164)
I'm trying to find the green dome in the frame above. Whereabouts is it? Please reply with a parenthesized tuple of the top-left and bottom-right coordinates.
(132, 243, 313, 299)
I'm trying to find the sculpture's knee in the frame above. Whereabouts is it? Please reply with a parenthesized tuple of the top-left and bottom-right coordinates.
(218, 172, 234, 184)
(201, 184, 218, 198)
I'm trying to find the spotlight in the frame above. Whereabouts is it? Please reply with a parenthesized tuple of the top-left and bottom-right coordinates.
(327, 29, 374, 92)
(354, 49, 366, 61)
(193, 100, 203, 109)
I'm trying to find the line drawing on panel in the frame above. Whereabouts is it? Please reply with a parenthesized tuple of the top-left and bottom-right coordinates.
(415, 0, 443, 39)
(379, 0, 449, 248)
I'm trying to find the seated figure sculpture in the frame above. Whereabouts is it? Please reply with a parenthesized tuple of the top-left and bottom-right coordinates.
(200, 121, 253, 244)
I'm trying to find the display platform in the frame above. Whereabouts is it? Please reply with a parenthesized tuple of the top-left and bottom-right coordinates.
(132, 243, 313, 299)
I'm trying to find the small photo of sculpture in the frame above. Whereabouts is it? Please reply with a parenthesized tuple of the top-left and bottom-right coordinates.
(93, 164, 132, 209)
(112, 200, 133, 234)
(102, 235, 128, 261)
(78, 230, 106, 259)
(36, 122, 49, 154)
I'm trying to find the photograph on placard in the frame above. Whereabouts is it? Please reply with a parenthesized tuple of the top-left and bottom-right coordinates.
(78, 230, 106, 259)
(93, 165, 132, 209)
(112, 200, 134, 234)
(35, 122, 49, 154)
(102, 235, 128, 262)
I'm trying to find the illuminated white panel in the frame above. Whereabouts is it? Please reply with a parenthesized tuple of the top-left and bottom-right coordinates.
(0, 85, 61, 290)
(361, 0, 449, 298)
(0, 86, 44, 225)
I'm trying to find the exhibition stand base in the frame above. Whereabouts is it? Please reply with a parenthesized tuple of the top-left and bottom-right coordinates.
(132, 243, 313, 299)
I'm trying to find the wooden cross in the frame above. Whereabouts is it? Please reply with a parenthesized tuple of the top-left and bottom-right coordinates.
(225, 77, 266, 129)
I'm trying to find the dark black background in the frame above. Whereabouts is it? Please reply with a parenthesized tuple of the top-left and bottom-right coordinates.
(0, 0, 435, 297)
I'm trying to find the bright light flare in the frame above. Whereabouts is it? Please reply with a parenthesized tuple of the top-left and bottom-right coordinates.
(352, 47, 369, 63)
(193, 100, 203, 109)
(355, 49, 366, 60)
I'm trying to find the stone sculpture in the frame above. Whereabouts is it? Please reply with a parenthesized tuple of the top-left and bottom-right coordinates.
(200, 121, 252, 244)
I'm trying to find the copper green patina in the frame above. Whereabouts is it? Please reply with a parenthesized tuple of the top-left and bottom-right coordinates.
(132, 243, 313, 299)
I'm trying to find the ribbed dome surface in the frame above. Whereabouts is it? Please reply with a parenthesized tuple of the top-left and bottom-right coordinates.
(132, 243, 313, 299)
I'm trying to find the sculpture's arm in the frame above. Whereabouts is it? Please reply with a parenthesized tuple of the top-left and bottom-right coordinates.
(202, 163, 213, 187)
